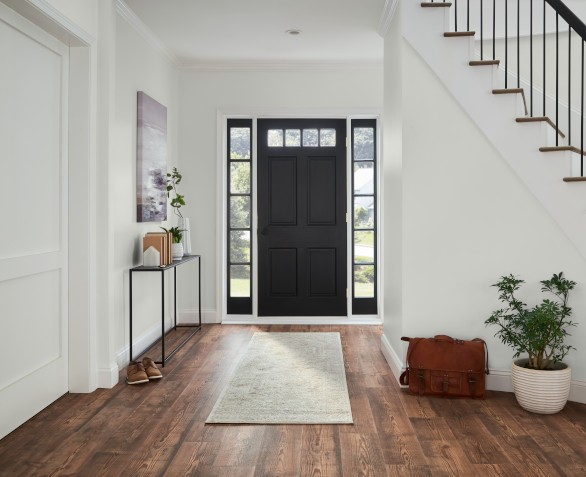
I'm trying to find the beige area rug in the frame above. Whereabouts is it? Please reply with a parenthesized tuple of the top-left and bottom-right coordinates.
(206, 332, 353, 424)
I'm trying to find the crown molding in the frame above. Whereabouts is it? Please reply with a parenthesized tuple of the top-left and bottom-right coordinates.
(178, 61, 383, 73)
(115, 0, 179, 67)
(378, 0, 399, 37)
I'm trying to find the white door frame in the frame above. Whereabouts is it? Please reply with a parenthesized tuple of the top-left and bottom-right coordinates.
(217, 108, 383, 325)
(1, 0, 99, 392)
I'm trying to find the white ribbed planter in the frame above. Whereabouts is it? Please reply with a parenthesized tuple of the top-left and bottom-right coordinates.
(511, 359, 571, 414)
(171, 242, 184, 260)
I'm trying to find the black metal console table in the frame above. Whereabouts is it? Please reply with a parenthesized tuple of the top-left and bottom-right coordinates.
(129, 254, 201, 367)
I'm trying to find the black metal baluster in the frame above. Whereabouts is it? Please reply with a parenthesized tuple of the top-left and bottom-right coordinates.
(543, 0, 546, 116)
(580, 39, 584, 177)
(493, 0, 496, 60)
(517, 0, 520, 88)
(455, 0, 458, 32)
(582, 41, 584, 175)
(505, 0, 508, 88)
(530, 0, 533, 116)
(569, 28, 572, 145)
(556, 13, 559, 146)
(481, 0, 484, 60)
(467, 0, 470, 31)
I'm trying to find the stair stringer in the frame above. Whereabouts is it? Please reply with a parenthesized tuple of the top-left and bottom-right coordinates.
(403, 0, 586, 260)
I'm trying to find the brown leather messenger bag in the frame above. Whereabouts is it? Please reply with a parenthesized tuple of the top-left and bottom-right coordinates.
(399, 335, 489, 398)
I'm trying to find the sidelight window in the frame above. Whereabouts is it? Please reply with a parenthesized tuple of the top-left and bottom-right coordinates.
(227, 119, 253, 314)
(351, 119, 377, 314)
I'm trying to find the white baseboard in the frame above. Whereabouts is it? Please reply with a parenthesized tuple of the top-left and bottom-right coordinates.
(97, 363, 119, 389)
(569, 379, 586, 404)
(116, 322, 162, 369)
(178, 309, 219, 324)
(380, 334, 405, 384)
(486, 369, 514, 393)
(114, 311, 216, 373)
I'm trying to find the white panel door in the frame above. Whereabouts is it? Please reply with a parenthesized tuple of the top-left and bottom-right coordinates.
(0, 3, 69, 439)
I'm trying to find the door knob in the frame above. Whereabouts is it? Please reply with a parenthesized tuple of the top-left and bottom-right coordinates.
(260, 227, 268, 235)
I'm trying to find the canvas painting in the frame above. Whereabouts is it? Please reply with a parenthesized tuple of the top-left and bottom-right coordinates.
(137, 91, 167, 222)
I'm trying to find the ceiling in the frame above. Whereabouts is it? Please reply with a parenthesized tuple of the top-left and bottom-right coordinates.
(123, 0, 386, 68)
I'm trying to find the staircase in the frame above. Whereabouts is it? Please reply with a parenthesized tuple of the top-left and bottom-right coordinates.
(404, 0, 586, 258)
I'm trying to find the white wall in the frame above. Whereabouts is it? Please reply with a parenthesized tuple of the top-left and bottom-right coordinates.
(177, 67, 383, 317)
(112, 13, 179, 364)
(382, 25, 586, 385)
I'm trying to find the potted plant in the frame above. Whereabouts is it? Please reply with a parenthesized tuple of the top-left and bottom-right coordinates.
(485, 272, 577, 414)
(161, 226, 185, 260)
(165, 166, 191, 254)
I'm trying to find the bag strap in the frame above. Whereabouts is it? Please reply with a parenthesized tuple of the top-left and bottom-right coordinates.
(468, 372, 477, 395)
(473, 338, 490, 375)
(433, 334, 456, 343)
(399, 370, 409, 385)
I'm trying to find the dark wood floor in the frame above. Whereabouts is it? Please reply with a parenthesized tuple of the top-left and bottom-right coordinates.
(0, 325, 585, 476)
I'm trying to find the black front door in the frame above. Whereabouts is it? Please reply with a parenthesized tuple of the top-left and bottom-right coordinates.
(257, 119, 347, 316)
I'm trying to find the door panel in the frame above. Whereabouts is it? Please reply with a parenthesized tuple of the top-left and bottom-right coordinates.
(269, 248, 298, 296)
(258, 119, 347, 316)
(308, 157, 336, 225)
(269, 157, 297, 225)
(0, 4, 69, 439)
(308, 248, 337, 296)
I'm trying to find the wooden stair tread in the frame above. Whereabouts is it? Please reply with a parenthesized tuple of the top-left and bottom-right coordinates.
(469, 60, 500, 66)
(444, 31, 476, 37)
(539, 146, 586, 156)
(563, 177, 586, 182)
(421, 2, 452, 7)
(492, 89, 528, 115)
(493, 88, 524, 94)
(516, 116, 566, 139)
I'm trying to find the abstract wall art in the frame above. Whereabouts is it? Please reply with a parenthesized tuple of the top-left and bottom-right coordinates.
(137, 91, 167, 222)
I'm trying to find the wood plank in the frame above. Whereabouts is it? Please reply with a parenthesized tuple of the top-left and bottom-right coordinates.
(299, 425, 343, 477)
(339, 432, 387, 477)
(253, 425, 303, 477)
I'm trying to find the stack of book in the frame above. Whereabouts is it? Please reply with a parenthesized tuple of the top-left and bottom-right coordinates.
(143, 231, 172, 266)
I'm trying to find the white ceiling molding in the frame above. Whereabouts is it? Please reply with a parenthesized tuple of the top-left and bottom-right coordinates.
(179, 61, 384, 73)
(115, 0, 179, 67)
(378, 0, 398, 37)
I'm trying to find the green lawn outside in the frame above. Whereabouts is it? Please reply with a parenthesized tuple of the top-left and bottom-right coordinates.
(355, 231, 374, 246)
(354, 282, 374, 298)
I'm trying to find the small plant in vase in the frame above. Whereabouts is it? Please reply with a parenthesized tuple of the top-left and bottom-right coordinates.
(165, 167, 191, 256)
(161, 227, 185, 260)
